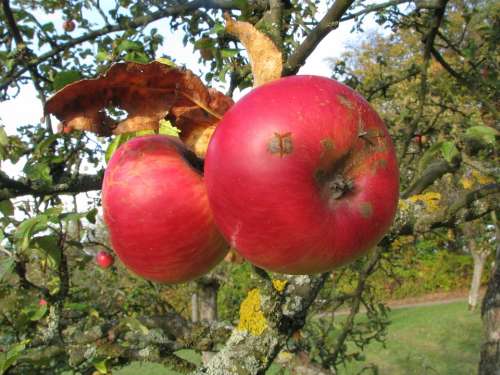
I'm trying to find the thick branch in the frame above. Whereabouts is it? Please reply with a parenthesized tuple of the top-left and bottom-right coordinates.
(284, 0, 355, 75)
(196, 273, 329, 374)
(402, 159, 459, 198)
(0, 171, 104, 200)
(396, 183, 500, 236)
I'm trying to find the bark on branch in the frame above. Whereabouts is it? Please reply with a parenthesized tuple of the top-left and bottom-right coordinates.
(0, 170, 104, 200)
(284, 0, 355, 75)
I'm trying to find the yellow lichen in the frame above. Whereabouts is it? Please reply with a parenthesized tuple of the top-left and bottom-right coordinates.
(272, 279, 287, 293)
(408, 192, 442, 212)
(237, 289, 268, 336)
(472, 170, 495, 185)
(398, 199, 410, 212)
(391, 235, 414, 249)
(460, 176, 474, 190)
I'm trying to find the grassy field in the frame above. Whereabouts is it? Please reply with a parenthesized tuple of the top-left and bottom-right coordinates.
(338, 301, 482, 375)
(114, 301, 482, 375)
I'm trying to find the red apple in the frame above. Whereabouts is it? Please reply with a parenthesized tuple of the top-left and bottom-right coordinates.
(205, 75, 399, 274)
(95, 250, 114, 269)
(63, 20, 75, 32)
(102, 135, 228, 283)
(39, 298, 48, 306)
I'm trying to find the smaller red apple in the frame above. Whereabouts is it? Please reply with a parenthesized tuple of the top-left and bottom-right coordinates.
(63, 20, 76, 32)
(39, 298, 48, 306)
(96, 250, 114, 269)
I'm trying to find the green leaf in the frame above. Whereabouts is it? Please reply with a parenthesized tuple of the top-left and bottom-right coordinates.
(124, 317, 149, 335)
(124, 51, 149, 63)
(159, 120, 180, 137)
(33, 235, 60, 269)
(29, 305, 48, 321)
(194, 38, 213, 49)
(465, 126, 498, 145)
(86, 208, 98, 224)
(156, 57, 176, 67)
(0, 127, 8, 146)
(23, 161, 52, 185)
(53, 70, 82, 92)
(96, 49, 111, 62)
(0, 257, 15, 282)
(0, 340, 29, 375)
(0, 200, 14, 217)
(117, 40, 144, 52)
(221, 48, 239, 58)
(34, 135, 58, 157)
(94, 358, 109, 374)
(105, 134, 133, 163)
(15, 216, 49, 251)
(173, 349, 202, 367)
(212, 22, 225, 34)
(417, 142, 443, 174)
(65, 302, 90, 311)
(440, 141, 460, 163)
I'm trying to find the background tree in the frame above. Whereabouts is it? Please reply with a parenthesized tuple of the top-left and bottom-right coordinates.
(0, 0, 498, 374)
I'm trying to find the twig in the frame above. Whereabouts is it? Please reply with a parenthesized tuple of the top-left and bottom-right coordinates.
(285, 0, 355, 75)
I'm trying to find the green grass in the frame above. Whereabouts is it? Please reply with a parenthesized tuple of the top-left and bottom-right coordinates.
(338, 301, 482, 375)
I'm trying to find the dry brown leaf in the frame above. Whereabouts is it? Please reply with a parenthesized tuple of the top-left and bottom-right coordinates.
(224, 14, 283, 87)
(44, 62, 233, 157)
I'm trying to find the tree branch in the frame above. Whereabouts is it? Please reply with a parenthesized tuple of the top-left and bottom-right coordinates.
(0, 171, 104, 200)
(400, 0, 448, 158)
(340, 0, 412, 22)
(402, 159, 459, 198)
(196, 273, 329, 374)
(0, 0, 250, 93)
(284, 0, 355, 75)
(430, 46, 499, 120)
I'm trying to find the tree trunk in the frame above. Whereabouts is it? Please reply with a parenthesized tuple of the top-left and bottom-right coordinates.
(198, 278, 219, 322)
(479, 213, 500, 375)
(464, 222, 489, 311)
(191, 292, 200, 323)
(469, 242, 488, 311)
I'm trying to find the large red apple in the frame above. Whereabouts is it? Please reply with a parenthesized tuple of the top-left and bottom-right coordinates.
(205, 75, 399, 274)
(102, 135, 228, 283)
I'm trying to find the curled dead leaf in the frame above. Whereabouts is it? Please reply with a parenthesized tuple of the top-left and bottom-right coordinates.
(224, 14, 283, 87)
(44, 62, 233, 157)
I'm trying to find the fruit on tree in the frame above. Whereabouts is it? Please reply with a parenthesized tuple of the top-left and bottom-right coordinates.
(63, 20, 75, 32)
(205, 75, 399, 274)
(102, 135, 227, 283)
(39, 298, 48, 306)
(95, 250, 114, 269)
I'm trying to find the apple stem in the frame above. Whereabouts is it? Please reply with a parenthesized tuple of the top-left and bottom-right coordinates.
(324, 174, 353, 200)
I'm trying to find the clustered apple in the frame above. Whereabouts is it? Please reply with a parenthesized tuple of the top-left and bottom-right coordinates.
(102, 75, 399, 281)
(205, 75, 399, 274)
(102, 136, 228, 283)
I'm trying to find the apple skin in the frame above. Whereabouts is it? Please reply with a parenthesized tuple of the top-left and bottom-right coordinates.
(205, 75, 399, 274)
(95, 250, 114, 269)
(102, 135, 228, 283)
(63, 20, 75, 32)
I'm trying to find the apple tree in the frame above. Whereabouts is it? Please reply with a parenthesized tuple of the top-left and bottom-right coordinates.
(0, 0, 498, 374)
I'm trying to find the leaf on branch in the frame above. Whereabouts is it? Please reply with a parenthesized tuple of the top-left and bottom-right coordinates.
(224, 14, 283, 87)
(44, 62, 233, 157)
